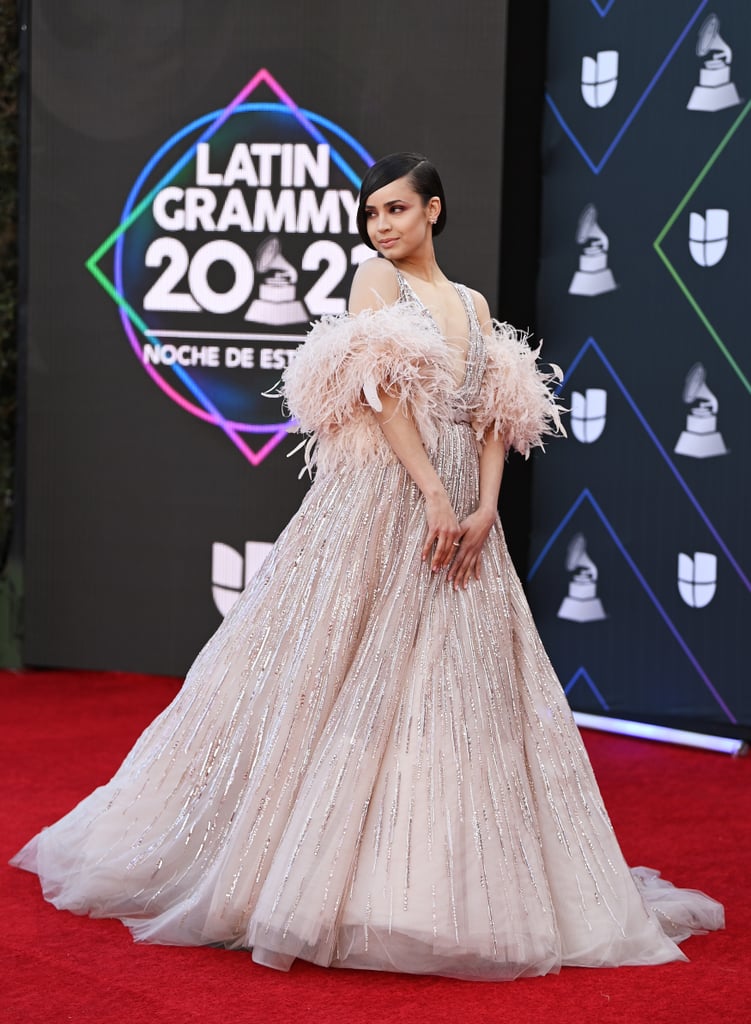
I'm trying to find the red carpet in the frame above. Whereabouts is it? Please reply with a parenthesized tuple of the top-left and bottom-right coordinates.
(2, 670, 749, 1024)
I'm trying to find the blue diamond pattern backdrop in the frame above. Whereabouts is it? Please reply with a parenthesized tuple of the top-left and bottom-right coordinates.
(529, 0, 749, 734)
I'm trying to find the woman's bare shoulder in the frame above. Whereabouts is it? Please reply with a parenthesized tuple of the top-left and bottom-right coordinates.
(349, 258, 400, 314)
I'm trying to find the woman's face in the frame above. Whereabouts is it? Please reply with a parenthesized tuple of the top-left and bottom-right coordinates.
(363, 175, 439, 259)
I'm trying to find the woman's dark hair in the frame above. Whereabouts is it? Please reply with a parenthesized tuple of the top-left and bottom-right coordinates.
(356, 152, 447, 249)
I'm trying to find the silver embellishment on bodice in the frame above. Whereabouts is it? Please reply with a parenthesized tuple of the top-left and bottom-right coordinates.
(396, 269, 486, 424)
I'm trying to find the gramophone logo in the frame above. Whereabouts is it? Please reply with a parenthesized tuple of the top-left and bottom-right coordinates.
(557, 534, 607, 623)
(570, 388, 607, 444)
(689, 209, 729, 267)
(674, 362, 728, 458)
(568, 204, 617, 297)
(581, 51, 619, 109)
(677, 551, 717, 608)
(687, 14, 742, 112)
(87, 68, 374, 467)
(245, 237, 308, 326)
(211, 540, 273, 616)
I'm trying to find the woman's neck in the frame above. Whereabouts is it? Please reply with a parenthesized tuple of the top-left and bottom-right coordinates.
(389, 256, 442, 284)
(390, 246, 444, 285)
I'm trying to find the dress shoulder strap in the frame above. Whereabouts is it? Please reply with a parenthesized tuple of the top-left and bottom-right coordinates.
(453, 283, 482, 338)
(394, 267, 413, 304)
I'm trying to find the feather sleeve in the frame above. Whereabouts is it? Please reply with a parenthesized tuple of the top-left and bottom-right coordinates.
(473, 321, 566, 458)
(282, 302, 455, 472)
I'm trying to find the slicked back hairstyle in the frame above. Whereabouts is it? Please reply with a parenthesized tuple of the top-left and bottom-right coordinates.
(356, 153, 447, 249)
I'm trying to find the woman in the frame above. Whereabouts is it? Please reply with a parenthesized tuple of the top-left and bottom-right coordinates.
(12, 153, 722, 980)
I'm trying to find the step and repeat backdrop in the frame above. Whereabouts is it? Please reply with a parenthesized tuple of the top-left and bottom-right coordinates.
(530, 1, 750, 735)
(23, 1, 509, 674)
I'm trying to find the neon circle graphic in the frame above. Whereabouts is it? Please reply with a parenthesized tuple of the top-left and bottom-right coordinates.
(87, 69, 374, 466)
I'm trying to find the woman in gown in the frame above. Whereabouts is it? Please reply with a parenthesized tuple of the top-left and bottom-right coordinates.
(12, 153, 723, 980)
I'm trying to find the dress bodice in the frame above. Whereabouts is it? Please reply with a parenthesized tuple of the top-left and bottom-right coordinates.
(282, 275, 562, 474)
(395, 269, 487, 419)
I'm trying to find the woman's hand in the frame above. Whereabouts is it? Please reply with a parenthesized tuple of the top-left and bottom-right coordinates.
(422, 492, 462, 573)
(447, 507, 496, 590)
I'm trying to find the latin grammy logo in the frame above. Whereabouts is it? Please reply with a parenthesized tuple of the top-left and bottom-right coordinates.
(677, 551, 717, 608)
(581, 50, 619, 108)
(687, 13, 742, 112)
(557, 534, 607, 623)
(211, 540, 273, 616)
(570, 388, 607, 444)
(674, 362, 728, 459)
(568, 204, 617, 297)
(246, 236, 309, 325)
(689, 208, 729, 267)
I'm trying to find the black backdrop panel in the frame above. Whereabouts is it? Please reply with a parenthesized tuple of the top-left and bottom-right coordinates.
(24, 2, 509, 674)
(532, 0, 750, 734)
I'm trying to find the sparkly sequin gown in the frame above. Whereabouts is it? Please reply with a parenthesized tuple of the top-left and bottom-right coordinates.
(12, 273, 722, 980)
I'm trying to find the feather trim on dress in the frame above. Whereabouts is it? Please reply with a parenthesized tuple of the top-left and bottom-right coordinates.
(282, 302, 456, 475)
(472, 321, 566, 458)
(281, 305, 566, 475)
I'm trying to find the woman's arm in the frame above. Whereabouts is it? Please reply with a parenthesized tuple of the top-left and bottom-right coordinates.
(447, 432, 504, 590)
(446, 289, 507, 590)
(372, 391, 461, 572)
(349, 260, 461, 573)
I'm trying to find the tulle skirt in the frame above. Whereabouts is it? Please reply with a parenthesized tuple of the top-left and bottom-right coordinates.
(12, 422, 724, 979)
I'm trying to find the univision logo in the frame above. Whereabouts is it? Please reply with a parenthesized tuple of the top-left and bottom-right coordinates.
(689, 208, 729, 267)
(581, 51, 619, 108)
(570, 388, 607, 444)
(211, 540, 273, 616)
(677, 551, 717, 608)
